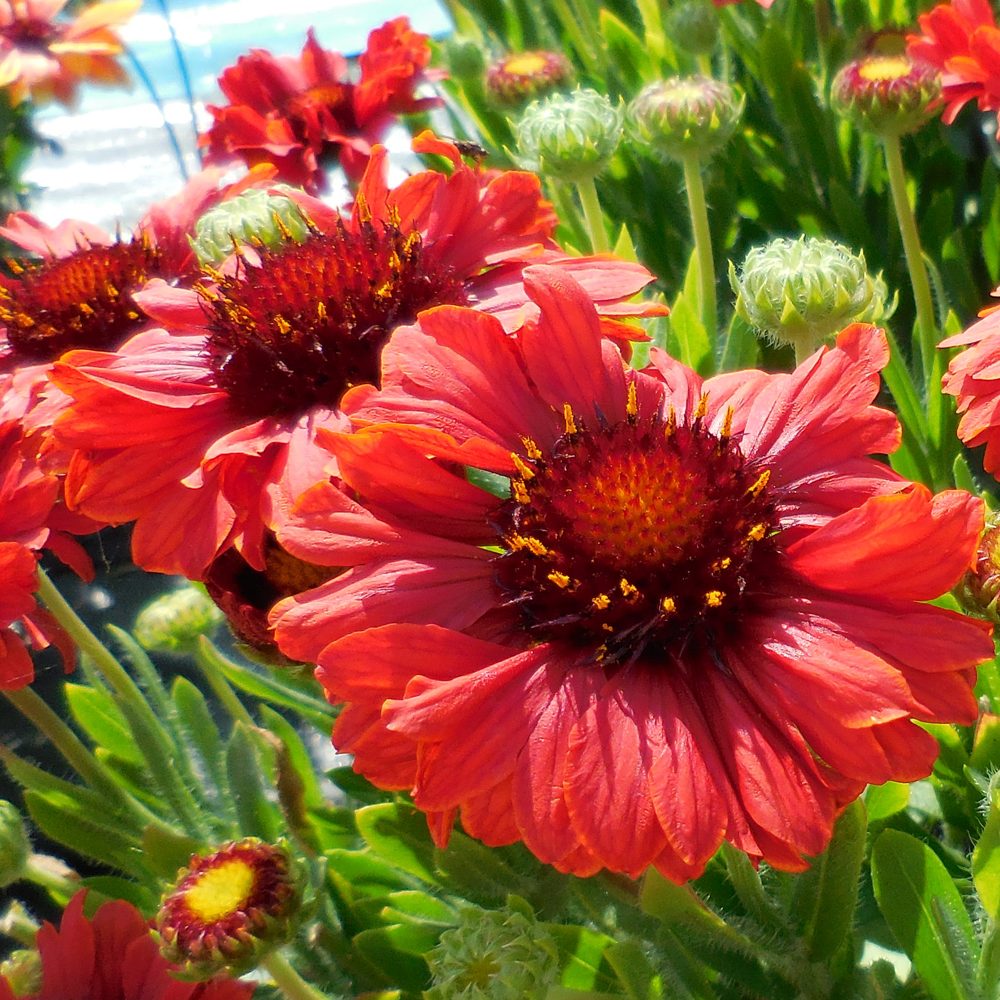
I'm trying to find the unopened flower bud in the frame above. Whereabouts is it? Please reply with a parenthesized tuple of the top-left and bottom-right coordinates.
(730, 237, 891, 356)
(135, 585, 224, 654)
(514, 87, 624, 182)
(0, 802, 30, 889)
(486, 51, 573, 108)
(627, 76, 743, 163)
(157, 838, 305, 979)
(665, 0, 719, 56)
(425, 903, 560, 1000)
(955, 514, 1000, 621)
(0, 950, 41, 997)
(832, 55, 941, 138)
(192, 189, 311, 266)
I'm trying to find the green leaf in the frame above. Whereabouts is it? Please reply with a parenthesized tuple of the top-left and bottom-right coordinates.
(352, 928, 431, 992)
(668, 290, 712, 377)
(433, 831, 533, 906)
(546, 925, 619, 993)
(328, 766, 395, 805)
(326, 849, 419, 896)
(226, 722, 280, 841)
(865, 782, 910, 822)
(141, 822, 205, 880)
(871, 829, 979, 1000)
(382, 890, 458, 927)
(80, 876, 158, 914)
(355, 803, 439, 884)
(599, 8, 650, 88)
(605, 940, 662, 1000)
(64, 684, 144, 766)
(171, 677, 231, 811)
(973, 790, 1000, 919)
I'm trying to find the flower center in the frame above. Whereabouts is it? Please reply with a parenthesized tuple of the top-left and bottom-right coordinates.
(184, 859, 255, 922)
(502, 53, 550, 77)
(1, 238, 161, 360)
(284, 81, 355, 128)
(201, 216, 468, 420)
(491, 392, 778, 664)
(858, 56, 913, 82)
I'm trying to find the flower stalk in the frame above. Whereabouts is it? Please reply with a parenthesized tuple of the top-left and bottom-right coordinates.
(577, 174, 610, 253)
(263, 951, 331, 1000)
(682, 152, 717, 341)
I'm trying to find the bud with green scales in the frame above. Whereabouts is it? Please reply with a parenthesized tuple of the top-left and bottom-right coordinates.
(191, 189, 311, 266)
(156, 838, 306, 980)
(425, 901, 560, 1000)
(627, 76, 744, 163)
(514, 87, 624, 183)
(0, 801, 30, 889)
(135, 585, 224, 654)
(955, 512, 1000, 622)
(831, 55, 941, 139)
(664, 0, 720, 56)
(486, 51, 573, 108)
(729, 237, 891, 360)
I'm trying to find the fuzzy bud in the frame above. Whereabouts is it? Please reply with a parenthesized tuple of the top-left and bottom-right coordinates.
(191, 189, 311, 266)
(135, 586, 224, 654)
(664, 0, 719, 56)
(0, 802, 29, 889)
(832, 55, 941, 138)
(627, 76, 743, 163)
(486, 51, 573, 108)
(157, 838, 305, 979)
(514, 87, 624, 182)
(425, 903, 560, 1000)
(955, 514, 1000, 622)
(729, 237, 891, 355)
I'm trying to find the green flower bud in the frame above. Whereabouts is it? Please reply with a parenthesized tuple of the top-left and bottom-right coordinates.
(627, 76, 744, 163)
(729, 237, 891, 356)
(0, 950, 41, 997)
(0, 802, 30, 889)
(955, 513, 1000, 622)
(486, 51, 574, 108)
(665, 0, 719, 56)
(425, 903, 560, 1000)
(191, 189, 311, 266)
(447, 40, 486, 80)
(514, 87, 624, 182)
(831, 55, 941, 138)
(156, 838, 307, 980)
(134, 585, 224, 654)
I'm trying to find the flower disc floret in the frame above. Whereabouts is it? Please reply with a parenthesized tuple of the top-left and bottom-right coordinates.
(485, 51, 573, 107)
(627, 76, 743, 163)
(157, 838, 302, 979)
(515, 88, 624, 182)
(832, 55, 941, 137)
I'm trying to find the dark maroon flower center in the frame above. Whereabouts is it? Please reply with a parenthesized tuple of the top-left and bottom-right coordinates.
(284, 81, 357, 132)
(491, 392, 779, 664)
(201, 217, 468, 420)
(1, 238, 161, 360)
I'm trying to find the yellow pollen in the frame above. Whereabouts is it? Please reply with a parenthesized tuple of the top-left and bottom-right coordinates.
(563, 403, 577, 436)
(354, 191, 372, 223)
(706, 590, 725, 607)
(626, 382, 638, 420)
(521, 436, 543, 460)
(502, 52, 549, 76)
(661, 596, 676, 614)
(720, 406, 734, 439)
(183, 859, 256, 922)
(712, 556, 732, 572)
(595, 643, 607, 661)
(274, 315, 291, 335)
(746, 469, 771, 497)
(525, 537, 548, 557)
(665, 406, 677, 437)
(403, 230, 421, 253)
(694, 393, 708, 420)
(316, 301, 327, 320)
(6, 259, 22, 275)
(602, 623, 614, 632)
(592, 593, 610, 610)
(548, 571, 571, 588)
(386, 204, 402, 227)
(747, 523, 766, 542)
(858, 55, 913, 82)
(78, 303, 95, 316)
(511, 453, 535, 479)
(620, 578, 639, 599)
(512, 481, 531, 504)
(272, 212, 293, 240)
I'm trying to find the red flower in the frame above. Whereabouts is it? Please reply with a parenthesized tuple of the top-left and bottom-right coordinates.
(907, 0, 1000, 130)
(0, 0, 138, 107)
(50, 136, 666, 584)
(0, 890, 255, 1000)
(272, 266, 991, 880)
(201, 18, 442, 192)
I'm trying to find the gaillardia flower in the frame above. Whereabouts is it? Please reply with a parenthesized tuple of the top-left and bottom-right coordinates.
(273, 266, 991, 881)
(157, 839, 302, 979)
(485, 51, 573, 108)
(907, 0, 1000, 132)
(832, 54, 941, 137)
(51, 134, 665, 585)
(201, 18, 441, 191)
(0, 890, 254, 1000)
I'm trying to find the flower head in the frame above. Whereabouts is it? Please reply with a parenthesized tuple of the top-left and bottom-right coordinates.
(955, 510, 1000, 620)
(664, 0, 720, 55)
(157, 839, 303, 979)
(0, 890, 254, 1000)
(485, 51, 573, 108)
(907, 0, 1000, 133)
(515, 88, 624, 182)
(832, 54, 941, 137)
(273, 267, 990, 880)
(201, 18, 441, 191)
(0, 0, 139, 107)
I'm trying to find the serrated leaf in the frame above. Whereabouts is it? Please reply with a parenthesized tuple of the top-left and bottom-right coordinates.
(356, 803, 439, 884)
(865, 782, 910, 822)
(872, 829, 979, 1000)
(64, 684, 144, 766)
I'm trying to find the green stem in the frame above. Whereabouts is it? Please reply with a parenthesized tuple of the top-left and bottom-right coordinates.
(882, 134, 937, 387)
(697, 53, 713, 77)
(194, 638, 255, 727)
(549, 0, 601, 75)
(681, 153, 717, 343)
(576, 174, 610, 254)
(263, 951, 331, 1000)
(0, 901, 40, 947)
(721, 842, 782, 928)
(979, 919, 1000, 998)
(23, 854, 80, 898)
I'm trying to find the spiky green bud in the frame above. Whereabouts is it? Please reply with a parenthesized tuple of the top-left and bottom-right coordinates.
(627, 76, 743, 163)
(665, 0, 720, 56)
(514, 87, 624, 182)
(0, 802, 29, 889)
(730, 237, 891, 356)
(425, 903, 560, 1000)
(191, 189, 311, 266)
(955, 512, 1000, 623)
(832, 56, 941, 138)
(134, 585, 223, 654)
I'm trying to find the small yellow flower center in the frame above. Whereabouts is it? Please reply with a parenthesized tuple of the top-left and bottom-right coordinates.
(858, 56, 912, 82)
(503, 52, 549, 76)
(184, 859, 256, 921)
